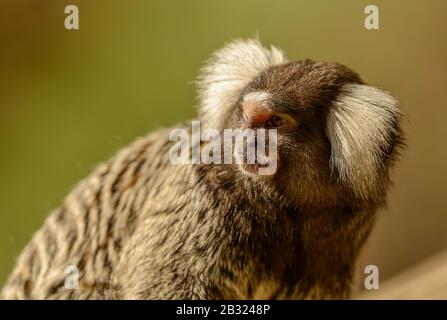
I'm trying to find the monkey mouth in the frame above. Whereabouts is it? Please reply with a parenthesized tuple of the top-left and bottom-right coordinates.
(240, 159, 278, 176)
(232, 133, 279, 176)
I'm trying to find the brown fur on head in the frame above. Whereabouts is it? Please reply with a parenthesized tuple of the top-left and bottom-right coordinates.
(198, 39, 403, 209)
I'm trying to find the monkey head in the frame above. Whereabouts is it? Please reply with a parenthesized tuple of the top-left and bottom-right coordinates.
(197, 39, 403, 208)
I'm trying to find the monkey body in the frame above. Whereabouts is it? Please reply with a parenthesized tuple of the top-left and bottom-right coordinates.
(1, 39, 403, 300)
(1, 127, 375, 299)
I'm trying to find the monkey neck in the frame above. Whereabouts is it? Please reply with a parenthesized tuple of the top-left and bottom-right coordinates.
(291, 205, 375, 298)
(227, 202, 374, 299)
(198, 164, 376, 298)
(203, 166, 375, 298)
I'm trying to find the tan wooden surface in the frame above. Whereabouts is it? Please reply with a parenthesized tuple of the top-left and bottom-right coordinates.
(356, 249, 447, 299)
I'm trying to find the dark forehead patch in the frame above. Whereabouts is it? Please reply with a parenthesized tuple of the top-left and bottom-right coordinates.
(244, 59, 363, 110)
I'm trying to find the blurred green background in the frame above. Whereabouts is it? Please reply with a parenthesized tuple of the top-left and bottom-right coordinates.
(1, 0, 447, 290)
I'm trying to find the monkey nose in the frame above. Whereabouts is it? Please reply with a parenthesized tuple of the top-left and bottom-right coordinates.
(242, 102, 272, 128)
(248, 113, 274, 129)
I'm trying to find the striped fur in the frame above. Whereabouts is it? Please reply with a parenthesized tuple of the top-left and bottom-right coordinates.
(1, 130, 174, 299)
(1, 126, 374, 300)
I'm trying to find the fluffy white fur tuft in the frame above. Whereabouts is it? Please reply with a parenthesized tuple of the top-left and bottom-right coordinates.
(326, 84, 401, 198)
(197, 40, 400, 198)
(197, 39, 287, 130)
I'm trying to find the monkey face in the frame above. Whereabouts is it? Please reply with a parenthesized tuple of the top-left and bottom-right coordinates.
(198, 40, 403, 204)
(223, 60, 360, 200)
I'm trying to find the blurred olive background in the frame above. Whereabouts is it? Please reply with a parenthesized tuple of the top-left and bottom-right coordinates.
(1, 0, 446, 291)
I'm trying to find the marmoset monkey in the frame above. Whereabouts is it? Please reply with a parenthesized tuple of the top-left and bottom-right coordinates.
(1, 39, 403, 300)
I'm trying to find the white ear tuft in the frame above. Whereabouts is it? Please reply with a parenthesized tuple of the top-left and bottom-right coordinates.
(326, 84, 401, 198)
(197, 39, 287, 130)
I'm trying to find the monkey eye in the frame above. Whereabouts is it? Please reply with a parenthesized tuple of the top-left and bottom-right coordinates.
(265, 115, 288, 128)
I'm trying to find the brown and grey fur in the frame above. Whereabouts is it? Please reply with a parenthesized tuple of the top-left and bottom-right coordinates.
(1, 39, 403, 300)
